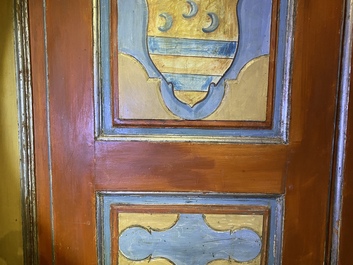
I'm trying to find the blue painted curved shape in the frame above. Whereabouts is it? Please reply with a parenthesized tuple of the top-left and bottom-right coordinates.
(158, 13, 173, 32)
(183, 0, 198, 18)
(233, 229, 263, 262)
(202, 12, 220, 33)
(163, 74, 218, 91)
(118, 0, 157, 77)
(119, 214, 262, 264)
(160, 81, 225, 120)
(225, 0, 272, 79)
(119, 227, 153, 260)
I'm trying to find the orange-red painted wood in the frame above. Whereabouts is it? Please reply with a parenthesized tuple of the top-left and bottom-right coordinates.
(282, 0, 344, 263)
(29, 0, 97, 263)
(28, 1, 53, 263)
(95, 142, 287, 193)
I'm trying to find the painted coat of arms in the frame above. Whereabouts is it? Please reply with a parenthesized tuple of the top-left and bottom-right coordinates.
(116, 0, 274, 122)
(147, 0, 238, 108)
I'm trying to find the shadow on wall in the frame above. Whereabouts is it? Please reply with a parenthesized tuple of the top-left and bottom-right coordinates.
(0, 0, 24, 264)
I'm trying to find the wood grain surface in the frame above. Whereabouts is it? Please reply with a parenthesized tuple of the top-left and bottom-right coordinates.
(28, 0, 345, 263)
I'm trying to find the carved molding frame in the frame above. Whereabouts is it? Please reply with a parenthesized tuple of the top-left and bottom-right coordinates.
(328, 0, 353, 263)
(94, 0, 295, 143)
(14, 0, 38, 264)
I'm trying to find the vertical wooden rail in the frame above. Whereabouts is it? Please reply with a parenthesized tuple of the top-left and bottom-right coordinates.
(14, 0, 38, 264)
(329, 0, 353, 263)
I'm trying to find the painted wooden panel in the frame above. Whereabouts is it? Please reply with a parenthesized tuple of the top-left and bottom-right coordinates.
(117, 211, 264, 264)
(95, 0, 293, 142)
(96, 193, 283, 265)
(26, 0, 345, 263)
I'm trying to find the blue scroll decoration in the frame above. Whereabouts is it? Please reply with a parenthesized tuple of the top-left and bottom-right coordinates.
(119, 214, 262, 264)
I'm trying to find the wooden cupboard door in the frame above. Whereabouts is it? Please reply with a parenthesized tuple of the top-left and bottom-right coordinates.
(28, 0, 344, 264)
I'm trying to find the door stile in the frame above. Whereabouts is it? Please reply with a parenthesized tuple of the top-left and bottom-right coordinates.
(28, 0, 53, 264)
(29, 0, 98, 263)
(281, 0, 345, 263)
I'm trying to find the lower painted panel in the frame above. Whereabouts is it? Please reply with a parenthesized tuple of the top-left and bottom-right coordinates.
(96, 193, 283, 265)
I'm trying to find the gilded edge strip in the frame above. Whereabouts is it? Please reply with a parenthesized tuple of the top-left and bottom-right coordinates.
(14, 0, 38, 264)
(329, 0, 353, 263)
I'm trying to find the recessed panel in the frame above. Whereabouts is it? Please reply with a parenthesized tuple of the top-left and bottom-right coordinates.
(114, 206, 268, 264)
(96, 193, 283, 264)
(96, 0, 293, 142)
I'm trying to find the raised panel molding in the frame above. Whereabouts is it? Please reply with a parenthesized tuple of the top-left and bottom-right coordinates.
(94, 0, 295, 143)
(96, 193, 283, 264)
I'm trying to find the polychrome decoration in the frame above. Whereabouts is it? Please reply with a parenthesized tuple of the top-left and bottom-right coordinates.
(147, 0, 238, 109)
(116, 0, 275, 121)
(96, 193, 283, 265)
(118, 213, 264, 264)
(98, 0, 292, 141)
